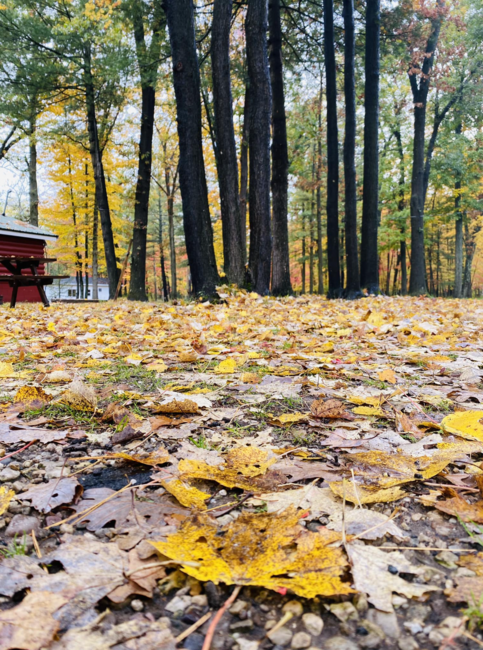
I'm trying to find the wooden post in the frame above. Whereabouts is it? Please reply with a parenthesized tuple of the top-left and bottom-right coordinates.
(114, 239, 133, 300)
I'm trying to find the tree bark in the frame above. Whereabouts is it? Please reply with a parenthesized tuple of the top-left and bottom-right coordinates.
(165, 0, 219, 298)
(128, 0, 164, 301)
(269, 0, 292, 295)
(83, 44, 119, 298)
(393, 127, 407, 295)
(167, 190, 177, 299)
(28, 111, 39, 227)
(316, 78, 324, 295)
(408, 4, 443, 295)
(323, 0, 341, 297)
(92, 203, 99, 300)
(158, 192, 169, 301)
(453, 119, 463, 298)
(239, 82, 250, 264)
(67, 153, 84, 299)
(343, 0, 361, 299)
(246, 0, 272, 295)
(360, 0, 380, 294)
(211, 0, 245, 286)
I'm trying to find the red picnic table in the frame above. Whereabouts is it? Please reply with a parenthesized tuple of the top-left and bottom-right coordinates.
(0, 256, 68, 307)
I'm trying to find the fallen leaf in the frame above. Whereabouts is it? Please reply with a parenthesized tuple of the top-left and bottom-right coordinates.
(43, 370, 73, 383)
(56, 381, 98, 412)
(378, 369, 397, 384)
(14, 385, 51, 405)
(153, 398, 200, 414)
(330, 482, 407, 504)
(268, 412, 308, 426)
(441, 410, 483, 441)
(0, 422, 68, 445)
(0, 591, 68, 650)
(311, 398, 355, 420)
(160, 478, 211, 510)
(253, 484, 341, 519)
(0, 361, 16, 378)
(347, 543, 439, 612)
(352, 406, 385, 417)
(106, 446, 172, 466)
(151, 507, 354, 598)
(21, 477, 82, 513)
(327, 509, 409, 541)
(146, 359, 168, 372)
(215, 358, 237, 374)
(420, 487, 483, 523)
(0, 486, 15, 516)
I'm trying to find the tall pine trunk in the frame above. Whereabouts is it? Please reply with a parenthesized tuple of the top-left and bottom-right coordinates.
(246, 0, 272, 295)
(158, 192, 169, 301)
(323, 0, 341, 297)
(239, 83, 250, 264)
(84, 44, 119, 298)
(165, 0, 219, 297)
(360, 0, 380, 294)
(394, 127, 407, 295)
(28, 109, 39, 227)
(92, 204, 99, 300)
(316, 78, 324, 294)
(408, 5, 443, 295)
(269, 0, 292, 295)
(167, 191, 177, 299)
(211, 0, 245, 286)
(343, 0, 361, 299)
(454, 120, 463, 297)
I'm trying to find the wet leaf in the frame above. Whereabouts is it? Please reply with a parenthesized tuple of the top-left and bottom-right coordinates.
(160, 478, 211, 510)
(420, 487, 483, 523)
(441, 410, 483, 441)
(0, 486, 15, 516)
(151, 507, 354, 598)
(106, 446, 172, 466)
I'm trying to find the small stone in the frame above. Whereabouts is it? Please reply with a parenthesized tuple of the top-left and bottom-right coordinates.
(302, 613, 323, 637)
(0, 467, 20, 482)
(230, 620, 254, 633)
(5, 514, 40, 537)
(265, 620, 277, 631)
(60, 523, 75, 535)
(267, 626, 293, 646)
(403, 621, 423, 635)
(353, 593, 369, 614)
(411, 513, 423, 521)
(165, 595, 192, 613)
(366, 609, 400, 639)
(229, 600, 248, 615)
(455, 567, 476, 578)
(358, 620, 385, 649)
(282, 600, 303, 617)
(398, 638, 419, 650)
(428, 617, 463, 645)
(184, 633, 204, 650)
(392, 595, 408, 609)
(328, 602, 359, 622)
(291, 632, 311, 649)
(191, 594, 208, 607)
(236, 639, 259, 650)
(435, 550, 458, 569)
(131, 599, 144, 612)
(324, 637, 360, 650)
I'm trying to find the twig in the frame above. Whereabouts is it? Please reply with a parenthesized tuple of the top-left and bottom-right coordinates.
(266, 611, 294, 639)
(212, 493, 254, 518)
(462, 629, 483, 647)
(176, 612, 212, 643)
(31, 529, 42, 559)
(201, 585, 242, 650)
(424, 482, 479, 492)
(351, 469, 363, 508)
(0, 439, 36, 461)
(380, 546, 476, 552)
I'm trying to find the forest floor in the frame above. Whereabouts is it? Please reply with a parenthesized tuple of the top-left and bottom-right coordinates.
(2, 294, 483, 649)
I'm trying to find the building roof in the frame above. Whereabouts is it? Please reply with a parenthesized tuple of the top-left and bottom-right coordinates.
(0, 215, 58, 242)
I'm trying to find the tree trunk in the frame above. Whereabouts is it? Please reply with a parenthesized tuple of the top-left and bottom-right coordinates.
(92, 204, 99, 300)
(408, 6, 443, 295)
(301, 206, 306, 294)
(343, 0, 361, 299)
(400, 236, 407, 296)
(310, 169, 315, 294)
(316, 78, 324, 295)
(239, 83, 250, 264)
(211, 0, 245, 286)
(28, 113, 39, 227)
(167, 191, 177, 299)
(84, 44, 119, 298)
(246, 0, 272, 295)
(165, 0, 219, 298)
(269, 0, 292, 295)
(67, 153, 84, 299)
(129, 84, 156, 300)
(323, 0, 341, 298)
(158, 192, 169, 301)
(453, 119, 463, 297)
(84, 163, 89, 299)
(360, 0, 380, 294)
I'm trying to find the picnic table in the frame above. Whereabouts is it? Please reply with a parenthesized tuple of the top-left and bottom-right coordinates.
(0, 256, 68, 307)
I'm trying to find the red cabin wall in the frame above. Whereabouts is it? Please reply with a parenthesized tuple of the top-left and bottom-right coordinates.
(0, 235, 46, 304)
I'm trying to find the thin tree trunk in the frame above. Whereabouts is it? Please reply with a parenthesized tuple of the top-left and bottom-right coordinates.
(269, 0, 292, 295)
(393, 127, 407, 296)
(323, 0, 341, 298)
(454, 118, 463, 297)
(158, 192, 169, 301)
(239, 82, 250, 264)
(316, 77, 324, 294)
(92, 203, 99, 300)
(360, 0, 380, 294)
(167, 190, 177, 299)
(246, 0, 272, 295)
(165, 0, 219, 297)
(463, 221, 480, 297)
(310, 166, 315, 294)
(211, 0, 245, 286)
(343, 0, 361, 298)
(408, 5, 443, 295)
(67, 153, 84, 299)
(393, 253, 400, 295)
(301, 206, 306, 294)
(84, 44, 119, 298)
(28, 110, 39, 227)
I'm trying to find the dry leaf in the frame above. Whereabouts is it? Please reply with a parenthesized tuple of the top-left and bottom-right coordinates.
(253, 484, 342, 519)
(0, 486, 15, 516)
(352, 406, 385, 417)
(56, 380, 98, 412)
(160, 478, 211, 509)
(21, 477, 82, 513)
(0, 591, 68, 650)
(268, 412, 308, 426)
(151, 507, 354, 598)
(215, 358, 237, 374)
(378, 369, 397, 384)
(0, 422, 68, 445)
(327, 509, 409, 541)
(14, 385, 51, 405)
(106, 446, 172, 466)
(347, 543, 439, 612)
(311, 398, 355, 420)
(420, 487, 483, 523)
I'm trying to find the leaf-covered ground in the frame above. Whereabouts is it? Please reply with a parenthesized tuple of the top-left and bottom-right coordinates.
(2, 294, 483, 649)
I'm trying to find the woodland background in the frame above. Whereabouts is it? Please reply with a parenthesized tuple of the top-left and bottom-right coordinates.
(1, 0, 483, 301)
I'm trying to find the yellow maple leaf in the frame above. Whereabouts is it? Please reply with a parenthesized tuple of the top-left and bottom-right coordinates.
(441, 410, 483, 442)
(0, 486, 15, 516)
(14, 386, 51, 405)
(150, 507, 353, 598)
(269, 412, 308, 426)
(161, 478, 211, 510)
(0, 362, 16, 378)
(146, 360, 168, 373)
(215, 358, 237, 374)
(378, 369, 397, 384)
(352, 406, 385, 417)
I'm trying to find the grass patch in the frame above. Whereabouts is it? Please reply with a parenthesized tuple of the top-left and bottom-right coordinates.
(0, 534, 28, 558)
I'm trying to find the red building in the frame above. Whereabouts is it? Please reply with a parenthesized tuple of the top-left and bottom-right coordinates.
(0, 216, 57, 303)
